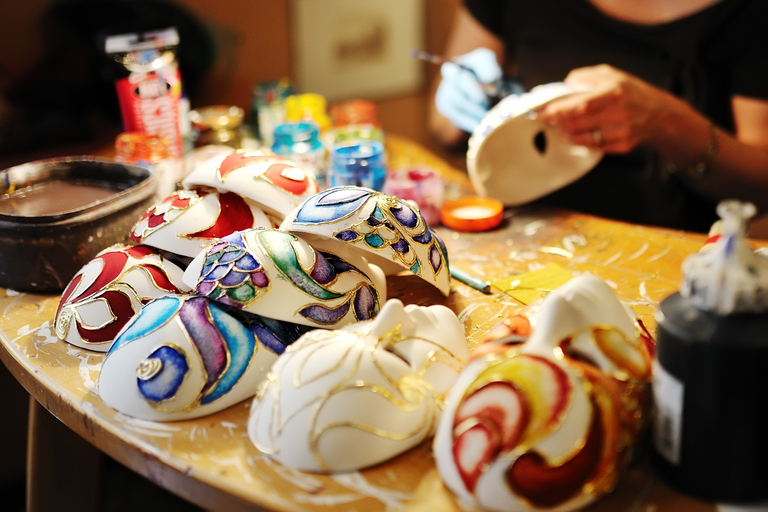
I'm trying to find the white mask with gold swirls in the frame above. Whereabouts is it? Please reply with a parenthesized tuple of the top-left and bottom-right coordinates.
(247, 298, 470, 472)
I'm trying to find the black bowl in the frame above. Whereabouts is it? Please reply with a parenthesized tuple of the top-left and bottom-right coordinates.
(0, 156, 157, 292)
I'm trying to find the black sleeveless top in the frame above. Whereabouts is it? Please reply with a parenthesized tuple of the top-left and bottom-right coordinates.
(464, 0, 768, 232)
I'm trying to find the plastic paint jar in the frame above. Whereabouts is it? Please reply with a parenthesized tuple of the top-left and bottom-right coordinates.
(272, 122, 327, 187)
(329, 99, 381, 127)
(285, 93, 331, 132)
(327, 141, 387, 191)
(250, 78, 293, 146)
(383, 167, 443, 226)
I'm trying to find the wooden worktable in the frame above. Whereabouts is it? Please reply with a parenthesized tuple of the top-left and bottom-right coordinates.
(0, 137, 744, 512)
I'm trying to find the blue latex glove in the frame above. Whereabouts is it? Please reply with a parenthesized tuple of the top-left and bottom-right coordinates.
(435, 48, 503, 134)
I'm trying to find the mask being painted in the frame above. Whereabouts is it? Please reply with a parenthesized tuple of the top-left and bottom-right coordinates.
(98, 294, 310, 421)
(433, 275, 654, 512)
(467, 82, 603, 207)
(247, 299, 470, 472)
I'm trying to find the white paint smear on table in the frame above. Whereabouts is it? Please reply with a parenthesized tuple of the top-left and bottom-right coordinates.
(639, 281, 653, 303)
(114, 414, 181, 439)
(220, 421, 240, 437)
(627, 242, 649, 261)
(648, 245, 673, 262)
(457, 303, 484, 325)
(292, 491, 361, 506)
(562, 233, 587, 253)
(332, 472, 412, 509)
(35, 321, 58, 345)
(604, 251, 623, 265)
(209, 454, 255, 484)
(77, 353, 100, 391)
(263, 457, 325, 493)
(14, 321, 53, 344)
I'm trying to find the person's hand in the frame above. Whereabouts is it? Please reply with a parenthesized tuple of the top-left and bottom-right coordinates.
(435, 47, 502, 134)
(537, 64, 671, 153)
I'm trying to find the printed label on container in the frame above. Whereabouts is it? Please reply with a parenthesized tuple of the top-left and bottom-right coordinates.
(115, 71, 182, 159)
(652, 358, 684, 465)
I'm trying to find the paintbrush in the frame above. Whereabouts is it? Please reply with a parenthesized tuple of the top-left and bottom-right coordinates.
(410, 49, 503, 98)
(449, 265, 492, 294)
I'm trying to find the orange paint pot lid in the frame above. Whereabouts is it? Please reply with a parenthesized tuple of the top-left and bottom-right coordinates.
(439, 196, 504, 232)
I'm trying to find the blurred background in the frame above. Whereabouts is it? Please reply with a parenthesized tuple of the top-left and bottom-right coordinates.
(0, 0, 465, 171)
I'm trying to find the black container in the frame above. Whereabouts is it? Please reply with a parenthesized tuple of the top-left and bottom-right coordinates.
(652, 292, 768, 503)
(0, 157, 157, 293)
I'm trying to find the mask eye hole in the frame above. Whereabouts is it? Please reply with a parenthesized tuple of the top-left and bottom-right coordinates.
(562, 344, 600, 368)
(533, 130, 547, 155)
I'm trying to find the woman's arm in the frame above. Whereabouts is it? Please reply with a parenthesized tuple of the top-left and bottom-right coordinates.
(428, 6, 505, 148)
(537, 64, 768, 212)
(695, 95, 768, 210)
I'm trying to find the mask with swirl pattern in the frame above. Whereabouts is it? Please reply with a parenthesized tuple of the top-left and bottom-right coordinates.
(98, 294, 310, 420)
(54, 243, 190, 352)
(433, 275, 654, 512)
(182, 227, 386, 329)
(247, 298, 470, 472)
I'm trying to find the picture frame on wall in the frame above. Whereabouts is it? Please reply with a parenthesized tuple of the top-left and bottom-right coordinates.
(292, 0, 425, 101)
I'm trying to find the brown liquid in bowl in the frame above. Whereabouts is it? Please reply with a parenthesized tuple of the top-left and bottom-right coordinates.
(0, 180, 118, 216)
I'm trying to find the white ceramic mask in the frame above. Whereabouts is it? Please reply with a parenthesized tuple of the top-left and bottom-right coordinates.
(433, 275, 653, 512)
(248, 298, 470, 472)
(182, 150, 320, 221)
(182, 227, 387, 329)
(129, 187, 273, 258)
(467, 82, 603, 206)
(281, 186, 451, 296)
(98, 294, 308, 421)
(54, 243, 190, 352)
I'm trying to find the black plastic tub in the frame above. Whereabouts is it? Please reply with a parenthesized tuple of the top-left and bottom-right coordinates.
(0, 157, 157, 293)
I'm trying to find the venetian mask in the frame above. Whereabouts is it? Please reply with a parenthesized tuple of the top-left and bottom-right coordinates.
(247, 298, 470, 472)
(98, 294, 309, 421)
(467, 82, 603, 207)
(130, 187, 273, 258)
(54, 243, 190, 352)
(281, 186, 451, 296)
(433, 275, 654, 512)
(182, 150, 320, 222)
(182, 227, 387, 329)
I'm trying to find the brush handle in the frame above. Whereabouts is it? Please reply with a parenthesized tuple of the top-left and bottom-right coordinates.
(411, 50, 502, 98)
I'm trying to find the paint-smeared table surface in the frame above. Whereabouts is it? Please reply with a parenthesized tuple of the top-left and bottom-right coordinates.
(0, 136, 741, 511)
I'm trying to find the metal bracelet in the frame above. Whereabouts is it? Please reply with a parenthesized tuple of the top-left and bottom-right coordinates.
(667, 122, 719, 180)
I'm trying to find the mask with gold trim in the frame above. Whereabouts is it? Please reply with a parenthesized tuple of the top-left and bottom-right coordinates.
(281, 186, 451, 296)
(182, 150, 321, 222)
(247, 298, 469, 472)
(129, 187, 273, 258)
(433, 275, 654, 511)
(54, 243, 190, 352)
(182, 227, 386, 329)
(98, 294, 308, 420)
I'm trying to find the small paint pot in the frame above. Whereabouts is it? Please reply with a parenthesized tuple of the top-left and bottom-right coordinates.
(383, 167, 444, 226)
(327, 140, 387, 191)
(439, 196, 504, 232)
